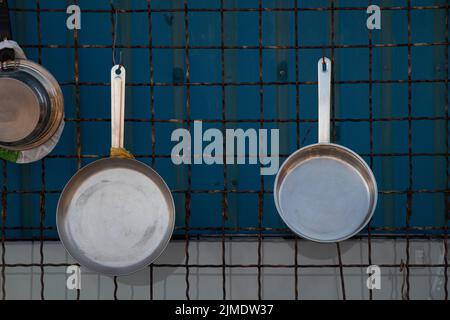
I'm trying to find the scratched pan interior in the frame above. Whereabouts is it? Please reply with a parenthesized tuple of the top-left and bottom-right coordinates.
(274, 143, 378, 243)
(57, 157, 175, 276)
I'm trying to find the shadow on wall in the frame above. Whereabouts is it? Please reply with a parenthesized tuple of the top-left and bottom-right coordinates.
(116, 243, 185, 287)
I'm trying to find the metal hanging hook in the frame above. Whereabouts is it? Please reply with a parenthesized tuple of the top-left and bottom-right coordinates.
(322, 47, 327, 71)
(111, 6, 122, 67)
(0, 0, 11, 41)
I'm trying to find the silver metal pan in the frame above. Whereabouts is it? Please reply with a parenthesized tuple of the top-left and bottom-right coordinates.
(274, 58, 377, 243)
(0, 0, 64, 154)
(57, 65, 175, 276)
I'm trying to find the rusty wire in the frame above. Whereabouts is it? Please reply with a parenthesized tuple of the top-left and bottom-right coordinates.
(0, 0, 448, 301)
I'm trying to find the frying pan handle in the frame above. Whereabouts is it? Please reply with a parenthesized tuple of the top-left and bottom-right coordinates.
(0, 0, 11, 41)
(111, 65, 126, 150)
(318, 57, 331, 144)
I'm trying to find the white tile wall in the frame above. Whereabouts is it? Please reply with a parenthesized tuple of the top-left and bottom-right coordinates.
(0, 239, 448, 300)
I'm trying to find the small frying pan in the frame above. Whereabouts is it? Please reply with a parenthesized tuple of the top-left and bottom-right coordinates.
(0, 0, 64, 157)
(274, 58, 377, 243)
(57, 65, 175, 276)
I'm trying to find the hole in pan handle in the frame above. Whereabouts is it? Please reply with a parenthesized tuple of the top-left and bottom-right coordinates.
(318, 57, 331, 144)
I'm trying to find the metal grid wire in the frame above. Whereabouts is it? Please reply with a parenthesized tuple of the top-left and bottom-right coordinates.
(0, 0, 449, 300)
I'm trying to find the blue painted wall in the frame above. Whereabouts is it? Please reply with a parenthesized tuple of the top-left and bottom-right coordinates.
(1, 0, 448, 238)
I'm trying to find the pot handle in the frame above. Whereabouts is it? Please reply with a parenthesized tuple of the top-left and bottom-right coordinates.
(110, 65, 134, 158)
(0, 0, 10, 41)
(110, 65, 132, 159)
(318, 57, 331, 144)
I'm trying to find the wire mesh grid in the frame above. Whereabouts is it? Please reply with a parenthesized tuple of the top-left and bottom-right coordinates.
(0, 0, 449, 300)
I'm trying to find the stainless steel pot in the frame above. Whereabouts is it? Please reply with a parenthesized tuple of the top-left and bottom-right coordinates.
(0, 0, 64, 153)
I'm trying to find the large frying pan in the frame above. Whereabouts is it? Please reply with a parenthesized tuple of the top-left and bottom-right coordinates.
(57, 65, 175, 275)
(274, 58, 377, 242)
(0, 0, 64, 163)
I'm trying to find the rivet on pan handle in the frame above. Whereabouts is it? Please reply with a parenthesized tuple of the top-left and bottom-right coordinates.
(110, 65, 133, 159)
(318, 57, 331, 144)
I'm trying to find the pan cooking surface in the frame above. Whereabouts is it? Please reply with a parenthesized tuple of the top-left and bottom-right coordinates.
(0, 77, 40, 142)
(278, 156, 371, 242)
(60, 165, 171, 269)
